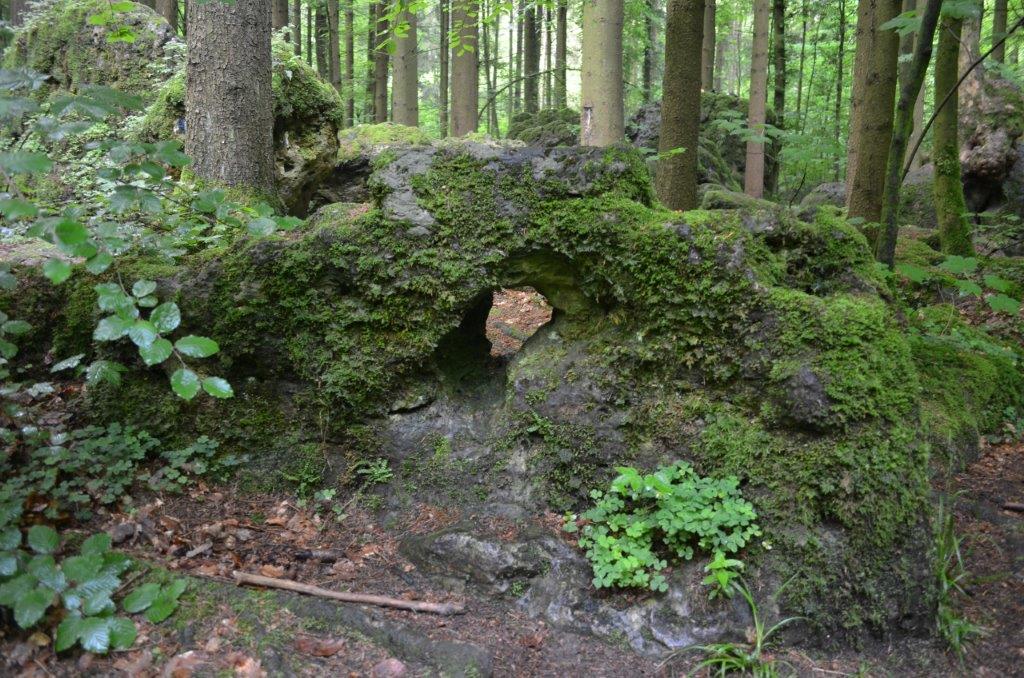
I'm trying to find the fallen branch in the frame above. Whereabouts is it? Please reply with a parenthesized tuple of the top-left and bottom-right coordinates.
(231, 571, 465, 616)
(1002, 502, 1024, 513)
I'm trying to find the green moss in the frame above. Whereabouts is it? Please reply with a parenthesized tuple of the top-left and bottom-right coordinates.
(507, 108, 579, 147)
(337, 123, 432, 163)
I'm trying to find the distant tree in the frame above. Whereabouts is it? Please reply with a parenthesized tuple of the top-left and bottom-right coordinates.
(272, 0, 289, 31)
(450, 0, 479, 135)
(327, 0, 341, 93)
(993, 0, 1008, 62)
(157, 0, 178, 33)
(524, 4, 540, 113)
(345, 2, 355, 126)
(293, 0, 302, 54)
(373, 0, 389, 122)
(580, 0, 625, 146)
(440, 0, 450, 136)
(744, 0, 769, 197)
(701, 0, 716, 90)
(555, 0, 567, 107)
(393, 5, 419, 126)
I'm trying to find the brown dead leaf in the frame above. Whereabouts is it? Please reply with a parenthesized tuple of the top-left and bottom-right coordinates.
(163, 650, 203, 678)
(259, 564, 286, 578)
(295, 636, 346, 657)
(519, 633, 545, 649)
(227, 653, 266, 678)
(330, 559, 357, 580)
(265, 516, 288, 527)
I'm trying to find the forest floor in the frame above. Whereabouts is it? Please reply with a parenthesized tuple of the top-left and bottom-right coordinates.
(1, 294, 1023, 677)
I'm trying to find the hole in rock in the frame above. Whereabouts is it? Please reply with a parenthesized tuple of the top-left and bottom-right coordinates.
(485, 288, 554, 358)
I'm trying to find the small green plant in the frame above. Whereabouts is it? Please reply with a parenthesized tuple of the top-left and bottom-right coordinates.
(895, 255, 1022, 315)
(934, 497, 982, 659)
(280, 443, 326, 499)
(703, 550, 745, 600)
(564, 462, 760, 592)
(0, 505, 185, 654)
(354, 457, 394, 486)
(674, 580, 801, 677)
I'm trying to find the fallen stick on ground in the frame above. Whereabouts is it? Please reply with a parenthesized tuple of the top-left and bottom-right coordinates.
(1002, 502, 1024, 513)
(231, 571, 466, 616)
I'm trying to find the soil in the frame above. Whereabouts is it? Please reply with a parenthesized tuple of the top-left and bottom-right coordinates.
(2, 294, 1023, 677)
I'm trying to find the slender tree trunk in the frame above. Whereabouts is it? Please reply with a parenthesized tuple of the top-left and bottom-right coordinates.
(701, 0, 716, 90)
(555, 0, 567, 107)
(769, 0, 785, 194)
(327, 0, 341, 92)
(744, 0, 770, 197)
(935, 13, 973, 255)
(345, 2, 354, 126)
(507, 11, 516, 123)
(392, 7, 418, 125)
(373, 2, 389, 122)
(846, 0, 901, 222)
(524, 5, 540, 113)
(833, 0, 846, 181)
(900, 0, 922, 169)
(544, 7, 553, 107)
(643, 0, 656, 101)
(876, 0, 942, 265)
(365, 1, 375, 118)
(450, 0, 479, 136)
(492, 11, 501, 131)
(794, 0, 807, 122)
(732, 19, 743, 94)
(185, 0, 275, 193)
(801, 10, 821, 133)
(273, 0, 289, 30)
(514, 0, 524, 113)
(846, 0, 871, 196)
(306, 3, 313, 65)
(440, 0, 450, 136)
(580, 0, 625, 146)
(657, 0, 704, 210)
(157, 0, 178, 32)
(482, 0, 495, 132)
(993, 0, 1008, 62)
(9, 0, 25, 26)
(315, 4, 328, 77)
(714, 25, 727, 91)
(293, 0, 301, 54)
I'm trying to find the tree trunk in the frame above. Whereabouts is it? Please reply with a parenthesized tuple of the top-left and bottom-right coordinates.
(833, 0, 846, 181)
(794, 0, 807, 123)
(185, 0, 275, 194)
(934, 13, 973, 255)
(580, 0, 625, 146)
(10, 0, 24, 26)
(845, 0, 901, 223)
(140, 0, 156, 9)
(327, 0, 341, 92)
(373, 3, 389, 123)
(365, 1, 375, 118)
(714, 22, 727, 91)
(315, 4, 328, 77)
(491, 9, 501, 131)
(514, 0, 524, 113)
(272, 0, 289, 30)
(450, 0, 479, 136)
(701, 0, 716, 90)
(440, 0, 450, 136)
(876, 0, 941, 265)
(769, 0, 785, 194)
(744, 0, 769, 197)
(555, 0, 567, 107)
(657, 0, 704, 210)
(482, 0, 495, 132)
(524, 5, 540, 113)
(392, 7, 418, 125)
(293, 0, 301, 54)
(345, 3, 354, 126)
(993, 0, 1008, 62)
(900, 0, 922, 169)
(306, 3, 313, 65)
(157, 0, 178, 32)
(643, 0, 656, 102)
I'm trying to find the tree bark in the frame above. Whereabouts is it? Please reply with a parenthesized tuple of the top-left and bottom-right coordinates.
(392, 7, 418, 125)
(845, 0, 901, 223)
(934, 13, 973, 255)
(327, 0, 341, 92)
(272, 0, 289, 30)
(714, 21, 727, 91)
(794, 0, 807, 123)
(373, 2, 389, 123)
(306, 3, 313, 65)
(366, 1, 376, 118)
(579, 0, 625, 146)
(701, 0, 716, 90)
(293, 0, 301, 54)
(744, 0, 770, 197)
(482, 0, 495, 132)
(524, 5, 540, 113)
(450, 0, 479, 136)
(993, 0, 1008, 62)
(555, 0, 567, 107)
(544, 6, 553, 107)
(9, 0, 24, 26)
(315, 4, 328, 77)
(900, 0, 922, 169)
(876, 0, 941, 266)
(657, 0, 704, 210)
(185, 0, 275, 194)
(769, 0, 785, 194)
(345, 2, 355, 126)
(514, 0, 524, 113)
(157, 0, 178, 33)
(833, 0, 846, 181)
(643, 0, 657, 101)
(440, 0, 450, 136)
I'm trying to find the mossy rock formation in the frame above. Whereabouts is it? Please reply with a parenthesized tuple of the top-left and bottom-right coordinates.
(6, 140, 960, 651)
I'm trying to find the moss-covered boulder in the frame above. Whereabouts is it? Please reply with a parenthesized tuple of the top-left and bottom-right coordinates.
(5, 141, 950, 652)
(507, 108, 579, 147)
(1, 0, 181, 99)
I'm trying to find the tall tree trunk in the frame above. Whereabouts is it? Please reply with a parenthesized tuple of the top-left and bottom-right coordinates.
(935, 13, 973, 255)
(580, 0, 625, 146)
(293, 0, 301, 54)
(544, 7, 553, 108)
(491, 10, 501, 131)
(345, 2, 354, 126)
(794, 0, 807, 123)
(744, 0, 770, 197)
(657, 0, 704, 210)
(185, 0, 275, 193)
(450, 0, 479, 136)
(876, 0, 941, 265)
(327, 0, 341, 92)
(701, 0, 716, 90)
(157, 0, 178, 32)
(524, 5, 540, 113)
(373, 2, 389, 122)
(507, 10, 516, 123)
(993, 0, 1008, 62)
(833, 0, 846, 181)
(845, 0, 901, 222)
(555, 0, 567, 107)
(440, 0, 450, 136)
(315, 4, 328, 77)
(769, 0, 785, 194)
(900, 0, 922, 169)
(514, 0, 524, 113)
(643, 0, 656, 101)
(714, 23, 727, 91)
(482, 0, 495, 132)
(10, 0, 24, 26)
(392, 7, 418, 125)
(365, 1, 375, 118)
(306, 3, 313, 65)
(273, 0, 289, 30)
